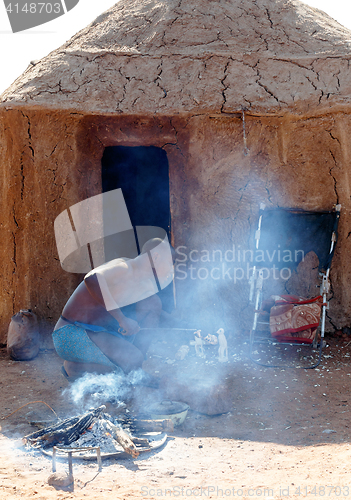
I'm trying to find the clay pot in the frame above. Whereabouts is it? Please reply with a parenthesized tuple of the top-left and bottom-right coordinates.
(7, 310, 39, 361)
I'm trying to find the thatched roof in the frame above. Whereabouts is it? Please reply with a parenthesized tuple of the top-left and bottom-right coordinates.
(2, 0, 351, 114)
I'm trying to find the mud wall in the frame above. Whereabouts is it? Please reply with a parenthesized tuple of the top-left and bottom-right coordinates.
(0, 111, 186, 343)
(172, 113, 351, 333)
(0, 108, 350, 343)
(0, 109, 87, 344)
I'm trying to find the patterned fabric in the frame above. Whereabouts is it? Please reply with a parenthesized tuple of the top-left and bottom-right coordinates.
(52, 324, 118, 367)
(269, 295, 323, 344)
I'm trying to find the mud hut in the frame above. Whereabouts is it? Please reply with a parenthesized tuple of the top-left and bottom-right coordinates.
(1, 0, 351, 343)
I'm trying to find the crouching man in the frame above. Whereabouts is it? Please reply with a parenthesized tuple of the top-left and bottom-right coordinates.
(52, 238, 174, 383)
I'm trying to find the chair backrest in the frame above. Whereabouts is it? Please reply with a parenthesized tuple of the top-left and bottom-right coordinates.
(257, 206, 341, 272)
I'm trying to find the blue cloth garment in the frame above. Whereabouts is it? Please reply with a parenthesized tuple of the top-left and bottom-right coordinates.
(59, 315, 136, 342)
(53, 304, 138, 366)
(52, 324, 117, 367)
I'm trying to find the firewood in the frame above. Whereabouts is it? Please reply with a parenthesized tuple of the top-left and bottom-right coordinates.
(130, 436, 150, 447)
(24, 406, 106, 448)
(105, 421, 139, 458)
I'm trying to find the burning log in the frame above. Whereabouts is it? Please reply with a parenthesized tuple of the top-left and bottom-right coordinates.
(105, 421, 139, 458)
(129, 436, 150, 447)
(23, 406, 106, 448)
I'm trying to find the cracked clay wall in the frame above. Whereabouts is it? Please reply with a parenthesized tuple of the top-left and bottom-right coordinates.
(0, 109, 87, 344)
(0, 109, 351, 343)
(0, 111, 187, 344)
(171, 112, 351, 334)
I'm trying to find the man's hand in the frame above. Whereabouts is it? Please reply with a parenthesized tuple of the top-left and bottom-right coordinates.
(118, 317, 140, 336)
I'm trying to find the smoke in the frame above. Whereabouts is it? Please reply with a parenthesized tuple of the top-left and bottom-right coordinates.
(63, 369, 145, 410)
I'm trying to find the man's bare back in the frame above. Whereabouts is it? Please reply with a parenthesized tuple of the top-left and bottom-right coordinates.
(54, 279, 117, 330)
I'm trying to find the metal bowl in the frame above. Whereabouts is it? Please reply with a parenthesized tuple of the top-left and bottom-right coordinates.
(147, 400, 190, 427)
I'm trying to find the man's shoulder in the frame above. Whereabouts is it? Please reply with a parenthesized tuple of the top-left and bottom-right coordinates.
(85, 258, 131, 279)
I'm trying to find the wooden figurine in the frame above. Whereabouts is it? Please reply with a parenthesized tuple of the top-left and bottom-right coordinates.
(194, 330, 205, 358)
(216, 328, 228, 362)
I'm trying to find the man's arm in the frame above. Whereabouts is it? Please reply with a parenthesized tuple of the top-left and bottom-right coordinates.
(84, 272, 140, 336)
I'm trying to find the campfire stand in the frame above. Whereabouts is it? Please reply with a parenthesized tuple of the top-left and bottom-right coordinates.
(52, 446, 102, 475)
(24, 406, 172, 465)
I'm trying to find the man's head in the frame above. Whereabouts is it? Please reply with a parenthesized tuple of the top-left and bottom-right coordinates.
(141, 238, 164, 255)
(141, 237, 174, 287)
(141, 238, 176, 262)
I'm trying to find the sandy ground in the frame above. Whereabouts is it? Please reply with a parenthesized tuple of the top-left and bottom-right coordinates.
(1, 333, 351, 500)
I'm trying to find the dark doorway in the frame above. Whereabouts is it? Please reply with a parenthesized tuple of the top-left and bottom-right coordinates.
(102, 145, 170, 234)
(101, 145, 173, 310)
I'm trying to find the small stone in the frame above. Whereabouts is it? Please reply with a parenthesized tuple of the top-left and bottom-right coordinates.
(47, 472, 74, 488)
